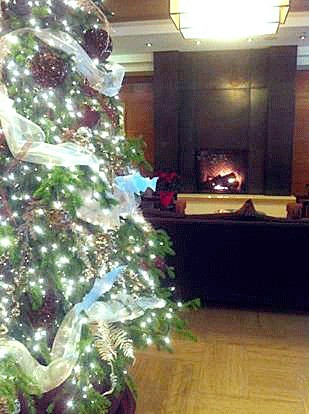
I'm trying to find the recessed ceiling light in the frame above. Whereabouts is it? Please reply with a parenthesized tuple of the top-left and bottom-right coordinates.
(299, 33, 306, 40)
(146, 41, 153, 48)
(195, 40, 201, 46)
(248, 37, 254, 43)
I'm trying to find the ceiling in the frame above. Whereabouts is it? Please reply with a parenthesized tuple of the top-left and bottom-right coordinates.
(106, 1, 309, 71)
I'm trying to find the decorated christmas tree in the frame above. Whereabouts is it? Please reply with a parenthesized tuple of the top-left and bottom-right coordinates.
(0, 1, 194, 412)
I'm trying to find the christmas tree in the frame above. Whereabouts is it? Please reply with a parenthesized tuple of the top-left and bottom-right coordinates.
(0, 1, 193, 412)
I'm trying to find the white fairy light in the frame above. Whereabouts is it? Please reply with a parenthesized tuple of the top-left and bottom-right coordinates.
(146, 337, 152, 345)
(164, 337, 171, 345)
(53, 201, 62, 209)
(0, 238, 11, 248)
(7, 35, 19, 44)
(33, 225, 44, 235)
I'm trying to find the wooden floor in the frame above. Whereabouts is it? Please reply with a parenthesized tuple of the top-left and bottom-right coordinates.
(131, 308, 309, 414)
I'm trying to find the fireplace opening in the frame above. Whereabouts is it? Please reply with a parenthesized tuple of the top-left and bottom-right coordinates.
(196, 149, 248, 193)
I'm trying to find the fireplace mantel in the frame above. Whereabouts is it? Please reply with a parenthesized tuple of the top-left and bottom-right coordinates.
(177, 194, 296, 218)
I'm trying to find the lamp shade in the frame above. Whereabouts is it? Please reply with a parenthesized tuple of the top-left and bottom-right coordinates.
(170, 0, 290, 40)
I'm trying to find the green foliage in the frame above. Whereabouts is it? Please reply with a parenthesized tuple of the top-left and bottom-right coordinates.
(47, 403, 55, 414)
(0, 356, 41, 412)
(32, 6, 50, 18)
(77, 389, 111, 414)
(33, 167, 83, 215)
(0, 223, 18, 258)
(123, 138, 152, 171)
(29, 285, 44, 311)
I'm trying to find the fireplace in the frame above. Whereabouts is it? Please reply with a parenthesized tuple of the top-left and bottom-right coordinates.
(196, 149, 248, 193)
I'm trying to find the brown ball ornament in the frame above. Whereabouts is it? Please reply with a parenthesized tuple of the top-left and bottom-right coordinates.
(31, 51, 67, 88)
(82, 28, 113, 62)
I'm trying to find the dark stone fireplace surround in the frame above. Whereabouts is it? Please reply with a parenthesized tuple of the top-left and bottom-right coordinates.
(154, 47, 297, 196)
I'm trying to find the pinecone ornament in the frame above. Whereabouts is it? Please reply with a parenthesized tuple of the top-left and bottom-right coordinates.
(66, 127, 96, 153)
(0, 397, 9, 414)
(31, 51, 67, 88)
(82, 28, 113, 62)
(47, 208, 71, 230)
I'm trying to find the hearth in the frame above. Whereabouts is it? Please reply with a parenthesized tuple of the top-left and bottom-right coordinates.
(196, 149, 248, 193)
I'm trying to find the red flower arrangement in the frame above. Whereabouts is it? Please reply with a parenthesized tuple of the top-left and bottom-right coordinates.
(156, 172, 181, 209)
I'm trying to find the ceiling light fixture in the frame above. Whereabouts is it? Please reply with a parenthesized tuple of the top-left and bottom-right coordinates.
(145, 41, 153, 47)
(170, 0, 290, 40)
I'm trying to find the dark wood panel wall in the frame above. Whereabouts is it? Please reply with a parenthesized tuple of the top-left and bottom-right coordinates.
(154, 48, 297, 195)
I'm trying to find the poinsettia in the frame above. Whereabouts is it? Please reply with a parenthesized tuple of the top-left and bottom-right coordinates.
(156, 172, 181, 192)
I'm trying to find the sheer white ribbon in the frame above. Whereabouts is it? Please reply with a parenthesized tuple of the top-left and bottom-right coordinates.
(0, 92, 100, 168)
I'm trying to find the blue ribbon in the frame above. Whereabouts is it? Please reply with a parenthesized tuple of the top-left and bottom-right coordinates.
(75, 266, 125, 314)
(115, 172, 158, 194)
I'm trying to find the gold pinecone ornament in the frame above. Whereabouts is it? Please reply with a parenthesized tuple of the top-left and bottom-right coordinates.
(0, 397, 9, 414)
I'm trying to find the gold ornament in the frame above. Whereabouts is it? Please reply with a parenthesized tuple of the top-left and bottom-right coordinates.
(94, 232, 115, 270)
(0, 397, 9, 414)
(63, 127, 96, 154)
(90, 321, 134, 395)
(47, 209, 71, 231)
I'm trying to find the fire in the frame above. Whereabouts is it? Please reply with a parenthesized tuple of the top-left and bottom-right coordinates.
(202, 165, 244, 193)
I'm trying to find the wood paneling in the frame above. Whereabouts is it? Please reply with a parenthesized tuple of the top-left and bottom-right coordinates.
(104, 0, 308, 21)
(131, 308, 309, 414)
(120, 76, 155, 164)
(104, 0, 169, 22)
(293, 71, 309, 195)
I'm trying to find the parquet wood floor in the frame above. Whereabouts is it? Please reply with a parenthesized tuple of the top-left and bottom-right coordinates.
(131, 308, 309, 414)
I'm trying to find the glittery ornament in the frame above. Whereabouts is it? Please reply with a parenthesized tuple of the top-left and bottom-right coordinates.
(0, 397, 9, 414)
(47, 209, 71, 231)
(80, 105, 100, 129)
(64, 127, 95, 153)
(100, 97, 120, 129)
(90, 321, 134, 395)
(95, 232, 114, 270)
(31, 51, 67, 88)
(82, 29, 112, 62)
